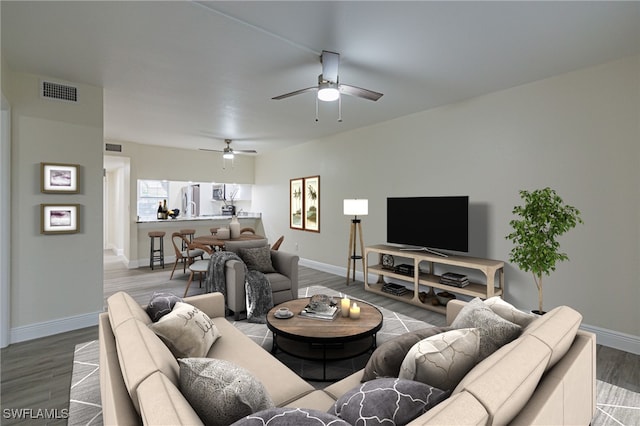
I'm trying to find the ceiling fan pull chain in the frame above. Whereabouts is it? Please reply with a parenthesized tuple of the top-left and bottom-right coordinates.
(315, 96, 319, 122)
(338, 95, 343, 122)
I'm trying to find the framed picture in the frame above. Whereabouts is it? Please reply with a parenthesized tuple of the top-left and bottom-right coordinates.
(303, 176, 320, 232)
(290, 178, 304, 230)
(41, 204, 80, 234)
(41, 162, 79, 193)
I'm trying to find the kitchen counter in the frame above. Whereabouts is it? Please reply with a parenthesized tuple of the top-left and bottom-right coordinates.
(136, 212, 261, 224)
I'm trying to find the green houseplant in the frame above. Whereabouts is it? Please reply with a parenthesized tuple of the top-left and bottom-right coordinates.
(506, 187, 583, 314)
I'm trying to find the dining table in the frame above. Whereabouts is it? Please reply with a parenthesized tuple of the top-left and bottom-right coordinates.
(192, 233, 266, 250)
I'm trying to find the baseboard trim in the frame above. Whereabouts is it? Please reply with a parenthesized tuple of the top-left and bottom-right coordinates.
(300, 257, 640, 355)
(580, 324, 640, 355)
(10, 310, 100, 344)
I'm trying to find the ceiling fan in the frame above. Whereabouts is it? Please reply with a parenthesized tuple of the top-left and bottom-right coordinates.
(199, 139, 257, 159)
(272, 50, 383, 121)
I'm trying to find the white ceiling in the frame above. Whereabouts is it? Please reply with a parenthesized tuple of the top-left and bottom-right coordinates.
(3, 1, 639, 155)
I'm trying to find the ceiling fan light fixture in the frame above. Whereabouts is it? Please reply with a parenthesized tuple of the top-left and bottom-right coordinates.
(317, 81, 340, 102)
(223, 151, 234, 159)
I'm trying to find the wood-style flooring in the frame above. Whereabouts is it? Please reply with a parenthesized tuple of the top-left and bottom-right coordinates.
(1, 251, 638, 426)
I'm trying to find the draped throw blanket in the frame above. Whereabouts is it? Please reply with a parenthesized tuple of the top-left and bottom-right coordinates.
(204, 251, 273, 323)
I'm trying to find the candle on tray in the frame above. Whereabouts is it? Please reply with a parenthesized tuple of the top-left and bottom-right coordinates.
(349, 302, 361, 319)
(341, 297, 351, 317)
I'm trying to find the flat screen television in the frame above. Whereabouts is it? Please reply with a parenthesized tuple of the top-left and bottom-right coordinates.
(387, 196, 469, 255)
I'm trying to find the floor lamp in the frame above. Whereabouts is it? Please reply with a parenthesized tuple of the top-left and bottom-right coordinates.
(344, 199, 368, 285)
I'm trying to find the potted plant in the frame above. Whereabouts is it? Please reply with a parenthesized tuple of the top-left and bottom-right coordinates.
(506, 187, 583, 314)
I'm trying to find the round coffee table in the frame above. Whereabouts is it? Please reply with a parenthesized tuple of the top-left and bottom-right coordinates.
(266, 297, 383, 381)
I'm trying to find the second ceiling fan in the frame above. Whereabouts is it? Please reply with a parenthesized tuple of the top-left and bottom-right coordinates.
(199, 139, 257, 159)
(272, 50, 383, 121)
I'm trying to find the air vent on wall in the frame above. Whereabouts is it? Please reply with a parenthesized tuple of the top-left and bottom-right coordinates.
(105, 143, 122, 152)
(40, 80, 78, 103)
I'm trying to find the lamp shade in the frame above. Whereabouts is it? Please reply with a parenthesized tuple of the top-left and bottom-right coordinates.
(344, 199, 368, 216)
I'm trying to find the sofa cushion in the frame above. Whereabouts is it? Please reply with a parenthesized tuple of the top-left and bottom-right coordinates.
(108, 291, 152, 328)
(331, 377, 449, 425)
(452, 334, 551, 425)
(361, 326, 451, 381)
(207, 318, 315, 406)
(112, 318, 179, 413)
(450, 297, 521, 359)
(150, 302, 221, 358)
(232, 408, 349, 426)
(484, 296, 537, 328)
(399, 328, 480, 391)
(239, 246, 277, 273)
(146, 292, 182, 322)
(223, 238, 269, 254)
(521, 305, 583, 372)
(178, 358, 274, 426)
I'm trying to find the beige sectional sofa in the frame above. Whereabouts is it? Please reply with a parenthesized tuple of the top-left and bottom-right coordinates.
(99, 291, 596, 425)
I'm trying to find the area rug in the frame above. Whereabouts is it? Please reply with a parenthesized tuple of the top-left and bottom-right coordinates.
(68, 285, 640, 426)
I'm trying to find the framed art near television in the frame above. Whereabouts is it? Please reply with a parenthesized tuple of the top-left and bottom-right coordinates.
(303, 175, 320, 232)
(41, 162, 79, 193)
(290, 178, 304, 230)
(41, 204, 80, 234)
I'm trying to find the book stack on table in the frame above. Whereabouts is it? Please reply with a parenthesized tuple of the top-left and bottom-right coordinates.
(300, 303, 339, 321)
(440, 272, 469, 288)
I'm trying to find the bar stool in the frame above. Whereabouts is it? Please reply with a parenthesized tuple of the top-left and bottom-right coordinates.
(210, 227, 219, 235)
(148, 231, 166, 270)
(179, 228, 196, 250)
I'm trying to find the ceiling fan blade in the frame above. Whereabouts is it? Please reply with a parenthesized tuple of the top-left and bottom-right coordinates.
(339, 84, 383, 101)
(321, 50, 339, 83)
(199, 148, 223, 152)
(272, 86, 317, 100)
(235, 149, 258, 154)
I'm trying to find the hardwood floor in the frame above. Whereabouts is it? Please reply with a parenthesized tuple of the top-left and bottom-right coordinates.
(1, 251, 638, 425)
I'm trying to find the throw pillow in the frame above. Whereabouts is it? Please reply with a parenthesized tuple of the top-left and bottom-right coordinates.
(179, 358, 274, 426)
(398, 328, 480, 391)
(361, 326, 451, 382)
(484, 296, 537, 328)
(450, 298, 521, 360)
(232, 408, 349, 426)
(331, 377, 449, 425)
(145, 292, 182, 322)
(149, 302, 221, 358)
(239, 246, 277, 273)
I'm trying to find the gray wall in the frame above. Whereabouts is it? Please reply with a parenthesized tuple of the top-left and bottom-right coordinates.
(253, 55, 640, 340)
(5, 70, 104, 341)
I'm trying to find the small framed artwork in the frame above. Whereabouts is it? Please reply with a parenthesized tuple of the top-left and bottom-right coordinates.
(303, 175, 320, 232)
(41, 162, 79, 193)
(290, 178, 304, 230)
(41, 204, 80, 234)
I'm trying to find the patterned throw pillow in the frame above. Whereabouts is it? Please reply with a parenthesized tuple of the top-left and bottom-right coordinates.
(145, 292, 182, 322)
(484, 296, 537, 328)
(361, 326, 451, 382)
(331, 377, 449, 425)
(149, 302, 221, 358)
(451, 298, 522, 359)
(239, 246, 277, 273)
(398, 328, 480, 391)
(179, 358, 274, 426)
(232, 407, 349, 425)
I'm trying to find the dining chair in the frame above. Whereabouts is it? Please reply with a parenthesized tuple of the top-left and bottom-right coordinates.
(169, 232, 205, 280)
(271, 235, 284, 251)
(183, 242, 213, 297)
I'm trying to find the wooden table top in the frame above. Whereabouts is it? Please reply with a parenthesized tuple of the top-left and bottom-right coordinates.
(193, 234, 266, 247)
(266, 297, 383, 343)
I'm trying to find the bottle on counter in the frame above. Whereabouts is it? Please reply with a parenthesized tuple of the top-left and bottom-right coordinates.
(162, 199, 168, 219)
(157, 201, 164, 220)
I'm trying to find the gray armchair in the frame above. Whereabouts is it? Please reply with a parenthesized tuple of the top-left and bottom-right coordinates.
(223, 239, 299, 320)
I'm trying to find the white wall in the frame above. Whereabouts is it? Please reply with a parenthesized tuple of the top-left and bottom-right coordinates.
(254, 55, 640, 340)
(5, 70, 104, 342)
